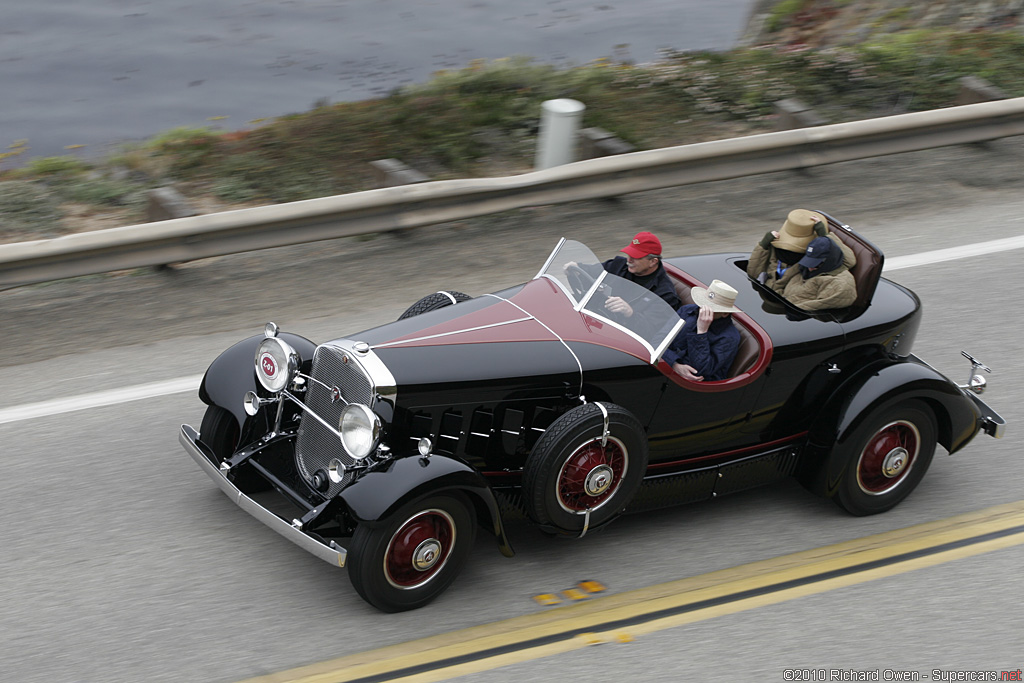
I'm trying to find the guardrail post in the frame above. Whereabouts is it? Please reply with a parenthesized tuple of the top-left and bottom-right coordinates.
(955, 76, 1008, 105)
(146, 187, 198, 222)
(580, 127, 637, 159)
(535, 99, 586, 170)
(369, 159, 430, 187)
(774, 98, 826, 130)
(145, 187, 200, 271)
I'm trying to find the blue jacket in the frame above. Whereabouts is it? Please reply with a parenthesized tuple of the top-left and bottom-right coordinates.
(662, 304, 741, 381)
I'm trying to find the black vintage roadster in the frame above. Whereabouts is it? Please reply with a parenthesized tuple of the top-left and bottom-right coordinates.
(179, 215, 1004, 612)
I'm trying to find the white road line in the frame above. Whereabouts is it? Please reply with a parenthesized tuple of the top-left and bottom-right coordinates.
(4, 235, 1024, 425)
(0, 375, 202, 425)
(883, 235, 1024, 271)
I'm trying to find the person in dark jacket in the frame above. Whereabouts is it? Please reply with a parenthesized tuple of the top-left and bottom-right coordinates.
(777, 236, 857, 310)
(663, 279, 741, 382)
(580, 231, 682, 317)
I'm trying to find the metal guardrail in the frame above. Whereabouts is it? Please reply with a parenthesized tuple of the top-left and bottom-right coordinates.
(3, 97, 1024, 289)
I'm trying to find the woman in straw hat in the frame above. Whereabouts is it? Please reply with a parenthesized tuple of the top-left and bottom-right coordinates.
(747, 209, 855, 293)
(662, 279, 742, 382)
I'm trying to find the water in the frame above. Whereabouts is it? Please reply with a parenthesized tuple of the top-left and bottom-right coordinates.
(0, 0, 753, 161)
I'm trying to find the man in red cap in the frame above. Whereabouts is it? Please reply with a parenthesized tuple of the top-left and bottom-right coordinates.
(596, 231, 681, 316)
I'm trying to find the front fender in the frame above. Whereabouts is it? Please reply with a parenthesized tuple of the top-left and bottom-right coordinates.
(199, 332, 317, 429)
(338, 454, 514, 557)
(817, 357, 980, 453)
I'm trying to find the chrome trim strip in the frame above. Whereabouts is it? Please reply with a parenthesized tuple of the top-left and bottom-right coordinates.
(282, 391, 343, 438)
(299, 372, 347, 403)
(485, 293, 585, 395)
(534, 236, 567, 280)
(595, 401, 609, 447)
(574, 270, 609, 312)
(653, 318, 686, 363)
(371, 317, 534, 348)
(324, 339, 398, 410)
(178, 424, 347, 568)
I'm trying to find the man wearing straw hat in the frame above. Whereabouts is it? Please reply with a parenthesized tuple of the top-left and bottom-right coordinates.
(662, 279, 742, 382)
(747, 209, 855, 293)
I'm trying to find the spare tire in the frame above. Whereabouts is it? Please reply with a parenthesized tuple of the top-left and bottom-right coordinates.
(398, 291, 472, 320)
(523, 402, 648, 535)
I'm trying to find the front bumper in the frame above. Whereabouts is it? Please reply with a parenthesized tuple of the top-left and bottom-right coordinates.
(179, 424, 347, 568)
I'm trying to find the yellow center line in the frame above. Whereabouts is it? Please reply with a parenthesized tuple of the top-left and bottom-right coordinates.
(239, 500, 1024, 683)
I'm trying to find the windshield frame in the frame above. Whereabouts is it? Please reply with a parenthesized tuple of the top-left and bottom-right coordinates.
(535, 238, 684, 364)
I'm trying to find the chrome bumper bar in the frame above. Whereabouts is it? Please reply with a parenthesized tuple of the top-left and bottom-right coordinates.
(968, 395, 1007, 439)
(178, 424, 347, 568)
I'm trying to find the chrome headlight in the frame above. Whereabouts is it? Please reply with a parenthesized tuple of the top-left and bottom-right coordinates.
(339, 403, 381, 459)
(255, 336, 299, 393)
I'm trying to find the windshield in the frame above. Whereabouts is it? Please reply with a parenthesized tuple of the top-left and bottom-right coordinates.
(536, 238, 684, 363)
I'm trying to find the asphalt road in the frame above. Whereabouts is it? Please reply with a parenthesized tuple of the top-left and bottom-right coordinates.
(1, 138, 1023, 682)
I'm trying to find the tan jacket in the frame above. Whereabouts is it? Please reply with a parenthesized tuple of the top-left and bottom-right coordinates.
(777, 264, 857, 310)
(747, 233, 857, 310)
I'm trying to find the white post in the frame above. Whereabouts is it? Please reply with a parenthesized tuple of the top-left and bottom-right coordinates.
(534, 98, 586, 170)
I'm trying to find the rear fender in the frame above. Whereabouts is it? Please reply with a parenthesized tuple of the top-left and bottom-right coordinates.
(801, 357, 980, 492)
(338, 454, 514, 557)
(199, 332, 317, 431)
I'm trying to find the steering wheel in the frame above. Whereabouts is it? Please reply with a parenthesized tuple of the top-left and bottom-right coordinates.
(565, 264, 596, 299)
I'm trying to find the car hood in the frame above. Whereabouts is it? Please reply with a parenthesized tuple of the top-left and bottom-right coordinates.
(331, 278, 651, 403)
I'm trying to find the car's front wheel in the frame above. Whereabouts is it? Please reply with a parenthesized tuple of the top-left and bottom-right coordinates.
(348, 494, 476, 612)
(199, 405, 239, 462)
(831, 399, 937, 516)
(199, 405, 268, 492)
(523, 402, 648, 535)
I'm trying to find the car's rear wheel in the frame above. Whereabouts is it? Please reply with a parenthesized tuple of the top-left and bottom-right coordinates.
(523, 403, 648, 535)
(398, 291, 471, 320)
(832, 399, 937, 516)
(199, 405, 268, 492)
(348, 494, 476, 612)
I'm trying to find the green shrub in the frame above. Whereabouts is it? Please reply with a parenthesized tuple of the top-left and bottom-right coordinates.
(767, 0, 812, 32)
(24, 156, 89, 176)
(0, 181, 62, 234)
(64, 178, 143, 206)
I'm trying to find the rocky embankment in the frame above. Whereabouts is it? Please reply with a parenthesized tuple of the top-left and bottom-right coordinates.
(742, 0, 1023, 47)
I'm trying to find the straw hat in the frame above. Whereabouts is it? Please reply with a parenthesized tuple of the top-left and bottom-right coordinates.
(772, 209, 823, 252)
(691, 279, 739, 313)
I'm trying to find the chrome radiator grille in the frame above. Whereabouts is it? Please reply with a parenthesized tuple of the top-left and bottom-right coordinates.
(295, 343, 375, 496)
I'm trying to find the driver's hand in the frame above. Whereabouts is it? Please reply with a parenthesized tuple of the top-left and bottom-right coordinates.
(696, 305, 714, 334)
(673, 363, 704, 381)
(605, 296, 633, 317)
(563, 261, 578, 271)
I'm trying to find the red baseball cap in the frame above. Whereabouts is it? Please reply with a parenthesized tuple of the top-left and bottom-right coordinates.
(621, 231, 662, 259)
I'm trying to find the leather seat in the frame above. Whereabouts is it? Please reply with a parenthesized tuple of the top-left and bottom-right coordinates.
(824, 218, 884, 314)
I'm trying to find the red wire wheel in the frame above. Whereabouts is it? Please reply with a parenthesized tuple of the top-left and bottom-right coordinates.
(384, 509, 456, 589)
(523, 403, 648, 533)
(830, 399, 937, 516)
(855, 419, 920, 495)
(556, 436, 627, 513)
